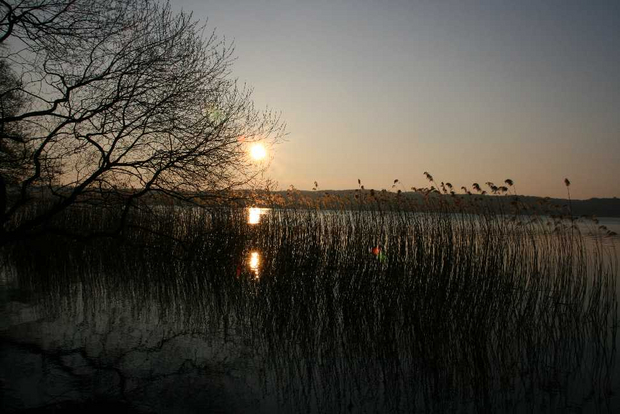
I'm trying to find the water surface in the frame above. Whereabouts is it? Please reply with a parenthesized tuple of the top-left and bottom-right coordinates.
(1, 208, 618, 413)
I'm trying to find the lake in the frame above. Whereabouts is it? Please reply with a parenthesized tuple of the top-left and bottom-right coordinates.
(1, 207, 618, 413)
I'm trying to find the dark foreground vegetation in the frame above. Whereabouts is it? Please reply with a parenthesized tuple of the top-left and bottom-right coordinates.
(1, 195, 618, 413)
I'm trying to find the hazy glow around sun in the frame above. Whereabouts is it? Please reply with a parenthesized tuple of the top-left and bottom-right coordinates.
(250, 143, 267, 161)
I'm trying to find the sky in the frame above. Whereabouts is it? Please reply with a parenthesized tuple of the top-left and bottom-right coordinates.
(172, 0, 620, 199)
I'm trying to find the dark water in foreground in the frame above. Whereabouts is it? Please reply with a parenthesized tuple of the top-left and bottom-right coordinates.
(1, 210, 619, 413)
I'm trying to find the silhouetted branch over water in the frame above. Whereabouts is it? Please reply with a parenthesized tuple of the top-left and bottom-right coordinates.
(0, 0, 283, 244)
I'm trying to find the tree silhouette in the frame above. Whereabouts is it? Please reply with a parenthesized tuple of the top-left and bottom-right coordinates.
(0, 59, 33, 216)
(0, 0, 283, 243)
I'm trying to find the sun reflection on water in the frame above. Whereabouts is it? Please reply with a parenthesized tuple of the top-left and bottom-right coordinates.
(248, 207, 269, 225)
(249, 251, 261, 278)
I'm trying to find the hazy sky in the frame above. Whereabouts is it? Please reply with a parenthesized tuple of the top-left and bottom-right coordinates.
(173, 0, 619, 199)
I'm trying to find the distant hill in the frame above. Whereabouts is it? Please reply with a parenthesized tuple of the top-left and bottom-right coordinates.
(10, 186, 620, 218)
(261, 189, 620, 218)
(511, 195, 620, 218)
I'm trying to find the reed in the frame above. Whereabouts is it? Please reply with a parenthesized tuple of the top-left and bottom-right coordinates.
(2, 182, 618, 413)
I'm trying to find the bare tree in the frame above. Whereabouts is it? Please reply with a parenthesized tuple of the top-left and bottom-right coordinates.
(0, 0, 283, 243)
(0, 59, 31, 209)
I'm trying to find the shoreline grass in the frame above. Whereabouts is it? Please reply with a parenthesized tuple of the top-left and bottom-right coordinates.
(1, 197, 618, 412)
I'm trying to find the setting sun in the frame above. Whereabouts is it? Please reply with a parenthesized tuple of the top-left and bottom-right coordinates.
(250, 143, 267, 161)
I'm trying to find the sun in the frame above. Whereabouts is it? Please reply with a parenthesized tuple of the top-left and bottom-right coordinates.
(250, 143, 267, 161)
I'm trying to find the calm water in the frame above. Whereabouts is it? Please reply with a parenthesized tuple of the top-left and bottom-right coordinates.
(1, 209, 618, 413)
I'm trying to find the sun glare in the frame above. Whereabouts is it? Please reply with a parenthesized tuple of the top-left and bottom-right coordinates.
(249, 251, 261, 278)
(250, 143, 267, 161)
(248, 207, 262, 224)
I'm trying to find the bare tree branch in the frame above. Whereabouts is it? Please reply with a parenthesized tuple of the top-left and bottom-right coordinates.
(0, 0, 284, 243)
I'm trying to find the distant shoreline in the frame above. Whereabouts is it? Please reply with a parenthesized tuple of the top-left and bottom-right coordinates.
(263, 190, 620, 218)
(7, 186, 620, 218)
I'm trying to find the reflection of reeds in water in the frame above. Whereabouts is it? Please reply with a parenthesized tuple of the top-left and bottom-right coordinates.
(3, 203, 619, 413)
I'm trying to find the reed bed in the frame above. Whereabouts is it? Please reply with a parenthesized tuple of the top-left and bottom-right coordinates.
(2, 199, 618, 413)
